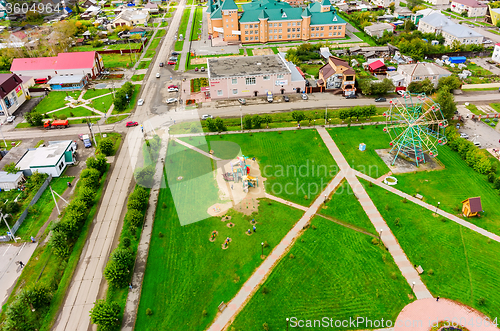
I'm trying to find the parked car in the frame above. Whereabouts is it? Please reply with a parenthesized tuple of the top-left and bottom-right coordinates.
(138, 99, 144, 106)
(195, 67, 198, 72)
(201, 67, 205, 72)
(156, 73, 160, 78)
(168, 87, 179, 92)
(6, 116, 16, 123)
(267, 93, 273, 103)
(82, 134, 92, 148)
(168, 61, 176, 65)
(159, 62, 164, 67)
(375, 97, 386, 102)
(346, 94, 358, 99)
(34, 78, 48, 84)
(474, 141, 481, 147)
(168, 85, 178, 89)
(301, 94, 308, 100)
(460, 133, 469, 139)
(238, 98, 246, 105)
(172, 52, 180, 56)
(283, 95, 289, 102)
(201, 114, 213, 120)
(166, 98, 178, 104)
(169, 56, 178, 61)
(126, 121, 139, 127)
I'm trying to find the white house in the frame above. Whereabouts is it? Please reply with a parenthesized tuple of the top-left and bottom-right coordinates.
(0, 74, 27, 122)
(109, 9, 150, 29)
(418, 13, 483, 45)
(423, 0, 449, 5)
(16, 141, 77, 178)
(364, 23, 394, 38)
(371, 0, 399, 9)
(492, 43, 500, 63)
(397, 62, 452, 87)
(0, 171, 25, 191)
(450, 0, 487, 17)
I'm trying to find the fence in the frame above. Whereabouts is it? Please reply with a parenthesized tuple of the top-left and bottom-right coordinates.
(8, 174, 53, 238)
(96, 39, 148, 55)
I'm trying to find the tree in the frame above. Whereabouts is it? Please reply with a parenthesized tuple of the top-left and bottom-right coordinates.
(437, 75, 461, 92)
(4, 162, 20, 174)
(25, 111, 44, 126)
(113, 90, 127, 112)
(435, 89, 457, 120)
(371, 78, 395, 95)
(79, 187, 96, 208)
(49, 229, 70, 259)
(252, 114, 262, 129)
(128, 187, 149, 211)
(206, 118, 217, 132)
(127, 209, 144, 227)
(243, 115, 252, 130)
(215, 117, 225, 132)
(134, 165, 155, 187)
(86, 154, 107, 174)
(98, 138, 114, 156)
(90, 300, 121, 331)
(291, 111, 305, 124)
(5, 201, 20, 214)
(407, 78, 434, 95)
(22, 284, 52, 309)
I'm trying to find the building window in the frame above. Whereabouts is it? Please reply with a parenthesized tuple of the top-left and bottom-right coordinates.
(329, 26, 332, 30)
(263, 75, 270, 80)
(278, 23, 282, 27)
(320, 26, 324, 30)
(329, 32, 332, 36)
(292, 34, 295, 38)
(245, 37, 248, 40)
(274, 29, 277, 33)
(320, 33, 323, 37)
(288, 22, 291, 26)
(255, 36, 259, 40)
(245, 24, 248, 28)
(246, 77, 256, 85)
(233, 89, 238, 95)
(255, 30, 258, 34)
(231, 19, 233, 22)
(218, 90, 223, 96)
(288, 34, 291, 38)
(250, 36, 253, 40)
(226, 19, 228, 22)
(279, 29, 282, 33)
(245, 30, 248, 34)
(292, 28, 295, 32)
(269, 23, 272, 27)
(288, 28, 291, 32)
(232, 78, 237, 84)
(297, 28, 300, 32)
(277, 74, 284, 79)
(334, 25, 337, 30)
(292, 22, 296, 26)
(279, 35, 282, 39)
(274, 23, 277, 27)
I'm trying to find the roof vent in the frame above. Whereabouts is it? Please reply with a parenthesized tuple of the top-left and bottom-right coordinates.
(257, 63, 261, 65)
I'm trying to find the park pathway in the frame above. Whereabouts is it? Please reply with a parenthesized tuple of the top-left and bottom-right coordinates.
(355, 170, 500, 244)
(264, 193, 309, 212)
(173, 138, 222, 161)
(316, 127, 433, 300)
(208, 172, 345, 331)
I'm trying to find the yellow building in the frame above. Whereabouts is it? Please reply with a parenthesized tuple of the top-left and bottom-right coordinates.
(462, 197, 482, 217)
(488, 6, 500, 26)
(207, 0, 347, 44)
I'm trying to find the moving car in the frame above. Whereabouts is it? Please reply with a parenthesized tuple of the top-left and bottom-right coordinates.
(168, 87, 179, 92)
(156, 73, 160, 78)
(375, 97, 386, 102)
(201, 114, 213, 120)
(138, 99, 144, 106)
(44, 119, 69, 129)
(168, 85, 178, 89)
(301, 94, 308, 100)
(166, 98, 177, 104)
(460, 133, 469, 139)
(283, 95, 289, 102)
(159, 62, 164, 67)
(238, 98, 246, 105)
(34, 78, 48, 84)
(126, 121, 139, 127)
(195, 67, 198, 72)
(6, 116, 16, 123)
(346, 94, 358, 99)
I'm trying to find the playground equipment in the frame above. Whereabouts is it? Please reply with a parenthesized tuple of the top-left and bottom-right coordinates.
(384, 92, 448, 166)
(242, 175, 259, 193)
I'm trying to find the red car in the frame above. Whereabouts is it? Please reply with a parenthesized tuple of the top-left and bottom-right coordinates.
(168, 61, 176, 65)
(168, 85, 178, 89)
(126, 121, 138, 127)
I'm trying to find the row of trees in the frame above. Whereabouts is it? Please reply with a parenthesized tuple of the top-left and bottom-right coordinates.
(358, 78, 395, 96)
(133, 135, 161, 188)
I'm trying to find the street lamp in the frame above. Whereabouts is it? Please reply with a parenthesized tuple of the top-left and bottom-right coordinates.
(324, 194, 327, 203)
(329, 118, 332, 128)
(261, 242, 264, 257)
(379, 228, 383, 239)
(436, 202, 440, 212)
(286, 317, 290, 331)
(240, 105, 242, 131)
(412, 282, 415, 291)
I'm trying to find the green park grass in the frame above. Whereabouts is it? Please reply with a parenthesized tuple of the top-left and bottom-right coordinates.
(230, 215, 412, 330)
(202, 130, 337, 206)
(68, 117, 99, 125)
(353, 32, 377, 46)
(89, 94, 114, 113)
(137, 60, 152, 69)
(124, 84, 141, 113)
(179, 7, 191, 39)
(101, 53, 136, 69)
(135, 174, 305, 330)
(155, 29, 166, 38)
(299, 64, 322, 78)
(319, 180, 378, 235)
(0, 140, 21, 150)
(83, 88, 112, 100)
(363, 181, 500, 320)
(71, 43, 141, 52)
(465, 104, 484, 115)
(145, 38, 161, 58)
(45, 106, 95, 118)
(105, 114, 129, 124)
(95, 132, 122, 156)
(190, 6, 203, 41)
(15, 177, 74, 240)
(175, 54, 182, 70)
(490, 103, 500, 112)
(246, 48, 253, 56)
(328, 125, 391, 177)
(33, 91, 80, 113)
(174, 40, 184, 51)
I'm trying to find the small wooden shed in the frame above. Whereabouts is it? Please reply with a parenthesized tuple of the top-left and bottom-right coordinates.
(462, 197, 482, 217)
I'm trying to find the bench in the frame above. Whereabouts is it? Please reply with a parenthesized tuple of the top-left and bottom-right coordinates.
(415, 194, 423, 200)
(416, 265, 424, 274)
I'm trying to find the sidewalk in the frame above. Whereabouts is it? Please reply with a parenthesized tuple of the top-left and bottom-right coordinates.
(316, 127, 433, 300)
(177, 6, 195, 72)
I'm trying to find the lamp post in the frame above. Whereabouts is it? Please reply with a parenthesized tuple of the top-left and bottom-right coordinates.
(412, 281, 415, 291)
(329, 118, 332, 128)
(379, 228, 383, 239)
(240, 105, 242, 131)
(324, 194, 327, 203)
(261, 242, 264, 257)
(286, 317, 290, 331)
(436, 202, 440, 212)
(1, 211, 16, 243)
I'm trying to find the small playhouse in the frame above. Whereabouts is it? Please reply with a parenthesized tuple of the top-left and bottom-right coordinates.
(222, 156, 259, 193)
(462, 197, 482, 218)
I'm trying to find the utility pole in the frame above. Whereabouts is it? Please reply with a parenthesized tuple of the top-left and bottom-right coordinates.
(0, 124, 7, 148)
(87, 118, 98, 148)
(1, 211, 16, 242)
(50, 186, 68, 216)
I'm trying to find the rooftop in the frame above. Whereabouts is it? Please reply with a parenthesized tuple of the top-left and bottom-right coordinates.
(442, 23, 483, 38)
(419, 13, 454, 29)
(208, 55, 290, 79)
(47, 74, 86, 85)
(452, 0, 486, 7)
(364, 22, 393, 32)
(0, 74, 22, 99)
(11, 51, 97, 72)
(398, 62, 451, 77)
(0, 171, 23, 184)
(16, 141, 73, 170)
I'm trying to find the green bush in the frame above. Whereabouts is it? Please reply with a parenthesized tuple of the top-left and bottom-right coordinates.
(5, 201, 20, 214)
(79, 186, 96, 208)
(98, 137, 114, 156)
(127, 209, 144, 228)
(243, 115, 252, 130)
(134, 165, 155, 187)
(127, 186, 149, 211)
(86, 154, 108, 174)
(90, 299, 120, 331)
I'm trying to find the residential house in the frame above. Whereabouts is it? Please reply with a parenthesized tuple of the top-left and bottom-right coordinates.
(368, 60, 386, 74)
(16, 140, 77, 178)
(0, 171, 25, 191)
(396, 62, 451, 87)
(371, 0, 399, 9)
(129, 26, 147, 36)
(318, 56, 356, 96)
(364, 22, 393, 38)
(207, 0, 347, 44)
(387, 70, 406, 87)
(418, 13, 483, 45)
(394, 7, 412, 19)
(423, 0, 448, 5)
(411, 8, 439, 25)
(11, 51, 104, 80)
(80, 5, 102, 19)
(81, 0, 97, 8)
(109, 8, 149, 29)
(9, 31, 27, 43)
(20, 76, 35, 93)
(207, 54, 305, 99)
(489, 7, 500, 26)
(450, 0, 487, 17)
(47, 75, 89, 90)
(0, 74, 27, 121)
(144, 2, 159, 13)
(492, 42, 500, 63)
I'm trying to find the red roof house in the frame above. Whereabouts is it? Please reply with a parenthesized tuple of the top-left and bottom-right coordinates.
(368, 60, 387, 74)
(10, 51, 103, 80)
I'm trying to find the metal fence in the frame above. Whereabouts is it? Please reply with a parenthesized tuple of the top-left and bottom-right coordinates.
(9, 174, 53, 237)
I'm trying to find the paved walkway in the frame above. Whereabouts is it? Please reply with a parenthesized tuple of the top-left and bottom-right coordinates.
(208, 172, 345, 331)
(264, 193, 309, 212)
(173, 137, 222, 160)
(355, 170, 500, 244)
(177, 6, 195, 72)
(316, 127, 433, 300)
(394, 298, 499, 331)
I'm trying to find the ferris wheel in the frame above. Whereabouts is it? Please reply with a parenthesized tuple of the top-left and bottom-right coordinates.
(383, 92, 448, 166)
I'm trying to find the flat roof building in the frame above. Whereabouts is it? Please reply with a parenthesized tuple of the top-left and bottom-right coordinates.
(16, 140, 77, 177)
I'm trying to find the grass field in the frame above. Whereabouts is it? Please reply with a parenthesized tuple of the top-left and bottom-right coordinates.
(145, 38, 161, 58)
(131, 74, 145, 81)
(328, 125, 391, 177)
(95, 132, 122, 156)
(101, 53, 136, 69)
(179, 7, 191, 39)
(15, 177, 74, 240)
(82, 88, 112, 100)
(353, 31, 377, 46)
(46, 106, 95, 118)
(319, 180, 377, 235)
(155, 29, 166, 38)
(299, 64, 322, 79)
(202, 130, 338, 206)
(105, 114, 129, 124)
(190, 6, 203, 41)
(34, 91, 80, 113)
(89, 94, 114, 113)
(137, 60, 152, 69)
(363, 181, 500, 320)
(230, 215, 412, 330)
(135, 177, 305, 330)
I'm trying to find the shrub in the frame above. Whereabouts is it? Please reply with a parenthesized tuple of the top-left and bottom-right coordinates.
(263, 322, 269, 331)
(146, 308, 153, 316)
(4, 162, 20, 174)
(371, 237, 380, 245)
(104, 260, 131, 288)
(488, 172, 496, 183)
(127, 209, 144, 228)
(158, 232, 164, 238)
(162, 202, 167, 209)
(86, 154, 107, 174)
(202, 309, 208, 317)
(122, 237, 131, 248)
(428, 269, 434, 275)
(128, 187, 149, 211)
(289, 254, 295, 259)
(477, 297, 486, 306)
(98, 137, 114, 156)
(5, 201, 20, 214)
(59, 114, 67, 120)
(90, 299, 120, 331)
(134, 165, 155, 187)
(262, 287, 270, 294)
(79, 186, 96, 208)
(49, 229, 70, 259)
(252, 114, 262, 129)
(243, 115, 252, 130)
(494, 177, 500, 190)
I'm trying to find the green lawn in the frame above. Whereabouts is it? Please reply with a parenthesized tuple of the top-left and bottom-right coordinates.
(137, 60, 152, 69)
(203, 130, 338, 206)
(34, 91, 80, 113)
(155, 29, 166, 38)
(145, 38, 161, 58)
(363, 181, 500, 320)
(89, 94, 114, 113)
(230, 215, 412, 330)
(299, 64, 322, 79)
(490, 103, 500, 112)
(174, 40, 184, 52)
(47, 106, 95, 118)
(466, 104, 484, 115)
(124, 84, 141, 113)
(105, 114, 129, 124)
(135, 178, 304, 330)
(319, 180, 378, 235)
(101, 53, 136, 69)
(82, 88, 112, 100)
(179, 7, 191, 39)
(246, 48, 253, 56)
(95, 132, 122, 156)
(15, 177, 74, 240)
(328, 125, 391, 177)
(190, 6, 203, 41)
(353, 32, 377, 46)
